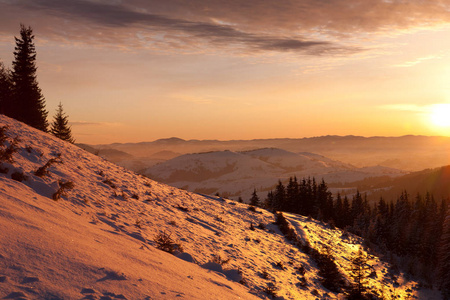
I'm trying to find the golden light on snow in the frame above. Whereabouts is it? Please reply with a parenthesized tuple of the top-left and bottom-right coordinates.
(429, 104, 450, 128)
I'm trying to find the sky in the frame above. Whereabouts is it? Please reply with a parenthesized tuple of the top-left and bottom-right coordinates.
(1, 0, 450, 144)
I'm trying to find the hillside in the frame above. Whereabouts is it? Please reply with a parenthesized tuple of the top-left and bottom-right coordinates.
(340, 165, 450, 202)
(0, 115, 440, 299)
(143, 148, 404, 199)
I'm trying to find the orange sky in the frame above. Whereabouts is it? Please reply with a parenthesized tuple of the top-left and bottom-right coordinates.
(1, 1, 450, 144)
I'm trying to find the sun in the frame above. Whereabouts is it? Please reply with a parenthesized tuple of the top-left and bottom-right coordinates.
(430, 104, 450, 128)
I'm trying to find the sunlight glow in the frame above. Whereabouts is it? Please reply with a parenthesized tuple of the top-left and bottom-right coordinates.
(430, 104, 450, 128)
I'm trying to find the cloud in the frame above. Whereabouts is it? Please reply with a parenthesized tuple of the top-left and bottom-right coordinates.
(0, 0, 357, 54)
(1, 0, 449, 55)
(393, 55, 442, 68)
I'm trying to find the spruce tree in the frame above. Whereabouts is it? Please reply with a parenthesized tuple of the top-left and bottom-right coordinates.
(50, 102, 75, 143)
(0, 61, 12, 115)
(11, 24, 48, 131)
(348, 248, 371, 299)
(249, 189, 260, 207)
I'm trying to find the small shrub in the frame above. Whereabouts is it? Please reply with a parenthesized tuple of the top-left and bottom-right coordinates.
(249, 222, 255, 231)
(154, 231, 182, 253)
(257, 222, 266, 230)
(248, 205, 256, 212)
(239, 276, 247, 286)
(0, 126, 8, 145)
(11, 171, 27, 182)
(261, 269, 269, 279)
(0, 136, 19, 163)
(131, 193, 139, 200)
(102, 178, 116, 188)
(297, 265, 306, 275)
(135, 219, 142, 229)
(168, 220, 177, 226)
(52, 180, 74, 200)
(275, 261, 284, 270)
(264, 283, 278, 298)
(34, 157, 62, 177)
(298, 277, 307, 288)
(211, 254, 230, 265)
(144, 182, 151, 187)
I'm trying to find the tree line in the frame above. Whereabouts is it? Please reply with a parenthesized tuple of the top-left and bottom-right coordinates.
(251, 176, 450, 298)
(0, 24, 74, 143)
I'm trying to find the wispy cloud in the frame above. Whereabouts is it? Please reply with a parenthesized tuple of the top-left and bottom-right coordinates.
(1, 0, 354, 55)
(393, 55, 442, 68)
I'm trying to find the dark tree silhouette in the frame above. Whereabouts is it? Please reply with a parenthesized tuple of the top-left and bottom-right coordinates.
(11, 24, 48, 131)
(0, 61, 12, 115)
(348, 248, 371, 299)
(249, 188, 260, 207)
(50, 102, 75, 143)
(438, 205, 450, 298)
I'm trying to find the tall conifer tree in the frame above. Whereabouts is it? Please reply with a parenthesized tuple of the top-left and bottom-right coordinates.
(0, 61, 12, 115)
(11, 24, 48, 131)
(50, 102, 75, 143)
(249, 189, 260, 207)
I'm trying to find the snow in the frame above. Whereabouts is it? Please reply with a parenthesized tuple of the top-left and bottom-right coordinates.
(0, 115, 441, 299)
(143, 148, 405, 200)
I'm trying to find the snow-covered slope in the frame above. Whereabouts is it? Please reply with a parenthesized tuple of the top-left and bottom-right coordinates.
(143, 148, 405, 200)
(0, 115, 437, 299)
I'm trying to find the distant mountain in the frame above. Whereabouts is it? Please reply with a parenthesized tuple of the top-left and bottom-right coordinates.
(91, 135, 450, 171)
(148, 150, 182, 160)
(143, 148, 405, 199)
(242, 148, 353, 171)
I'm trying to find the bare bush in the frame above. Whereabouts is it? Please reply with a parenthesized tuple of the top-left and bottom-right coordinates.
(0, 126, 8, 145)
(52, 180, 74, 200)
(11, 171, 27, 182)
(35, 155, 62, 177)
(102, 178, 116, 189)
(0, 136, 19, 163)
(154, 231, 183, 254)
(211, 254, 230, 265)
(263, 283, 278, 298)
